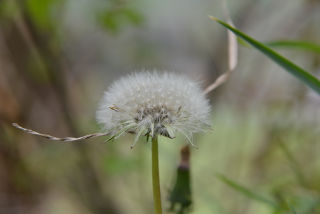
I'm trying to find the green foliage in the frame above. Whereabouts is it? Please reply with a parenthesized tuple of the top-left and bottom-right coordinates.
(97, 7, 143, 34)
(239, 39, 320, 54)
(266, 41, 320, 54)
(169, 167, 192, 214)
(26, 0, 63, 29)
(210, 17, 320, 95)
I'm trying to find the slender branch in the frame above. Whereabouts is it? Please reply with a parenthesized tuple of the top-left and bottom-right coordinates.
(12, 123, 109, 142)
(204, 0, 238, 94)
(152, 136, 162, 214)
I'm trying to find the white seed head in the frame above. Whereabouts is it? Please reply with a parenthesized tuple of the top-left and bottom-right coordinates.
(96, 71, 211, 144)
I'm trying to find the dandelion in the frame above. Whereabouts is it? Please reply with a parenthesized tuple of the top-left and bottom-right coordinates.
(96, 71, 211, 147)
(96, 71, 211, 214)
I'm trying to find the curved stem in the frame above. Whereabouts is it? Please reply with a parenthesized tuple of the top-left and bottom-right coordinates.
(152, 136, 162, 214)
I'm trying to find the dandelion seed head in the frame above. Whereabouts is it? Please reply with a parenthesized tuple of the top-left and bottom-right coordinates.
(96, 71, 211, 143)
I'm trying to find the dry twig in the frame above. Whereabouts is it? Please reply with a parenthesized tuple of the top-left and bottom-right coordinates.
(12, 123, 109, 142)
(204, 2, 238, 94)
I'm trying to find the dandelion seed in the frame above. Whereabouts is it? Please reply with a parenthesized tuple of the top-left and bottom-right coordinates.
(96, 71, 211, 145)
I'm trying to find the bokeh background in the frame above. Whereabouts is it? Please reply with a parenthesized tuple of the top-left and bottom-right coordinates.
(0, 0, 320, 213)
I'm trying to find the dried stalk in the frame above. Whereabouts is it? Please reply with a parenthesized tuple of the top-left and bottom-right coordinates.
(204, 1, 238, 94)
(12, 123, 109, 142)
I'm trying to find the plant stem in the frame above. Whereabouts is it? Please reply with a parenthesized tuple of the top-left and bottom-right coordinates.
(152, 136, 162, 214)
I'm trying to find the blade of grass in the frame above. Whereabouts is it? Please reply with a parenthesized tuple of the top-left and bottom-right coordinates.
(266, 40, 320, 54)
(209, 16, 320, 95)
(216, 173, 278, 208)
(279, 141, 307, 187)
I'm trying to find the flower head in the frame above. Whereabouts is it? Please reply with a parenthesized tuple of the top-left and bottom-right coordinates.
(96, 71, 211, 146)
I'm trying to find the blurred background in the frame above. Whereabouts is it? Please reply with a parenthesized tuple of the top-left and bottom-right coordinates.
(0, 0, 320, 213)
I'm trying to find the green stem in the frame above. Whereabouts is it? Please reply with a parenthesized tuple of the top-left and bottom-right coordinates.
(152, 136, 162, 214)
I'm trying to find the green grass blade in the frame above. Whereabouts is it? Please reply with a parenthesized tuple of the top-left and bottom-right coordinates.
(266, 40, 320, 54)
(216, 173, 278, 208)
(279, 142, 307, 187)
(209, 16, 320, 95)
(289, 205, 297, 214)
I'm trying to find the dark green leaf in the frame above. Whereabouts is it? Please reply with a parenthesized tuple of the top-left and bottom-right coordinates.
(266, 40, 320, 54)
(209, 16, 320, 95)
(169, 167, 192, 214)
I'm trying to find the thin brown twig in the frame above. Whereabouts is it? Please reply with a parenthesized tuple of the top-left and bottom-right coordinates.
(12, 123, 109, 142)
(204, 1, 238, 94)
